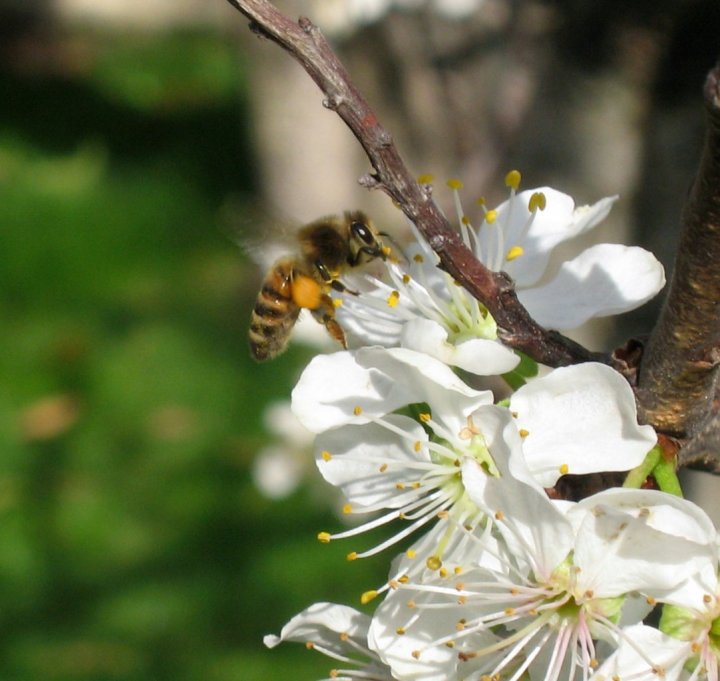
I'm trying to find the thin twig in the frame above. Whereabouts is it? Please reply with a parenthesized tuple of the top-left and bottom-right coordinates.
(224, 0, 605, 367)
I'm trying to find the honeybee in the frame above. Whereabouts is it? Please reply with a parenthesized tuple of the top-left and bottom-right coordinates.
(249, 210, 388, 361)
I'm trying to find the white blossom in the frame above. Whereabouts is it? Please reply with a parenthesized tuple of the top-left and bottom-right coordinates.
(291, 349, 658, 606)
(336, 174, 664, 376)
(456, 175, 665, 329)
(367, 427, 715, 681)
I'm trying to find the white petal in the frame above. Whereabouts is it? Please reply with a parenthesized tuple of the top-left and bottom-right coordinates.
(570, 491, 717, 596)
(517, 244, 666, 329)
(400, 317, 520, 375)
(265, 601, 371, 653)
(291, 351, 401, 433)
(499, 189, 617, 287)
(355, 347, 494, 436)
(653, 561, 719, 612)
(509, 363, 657, 487)
(590, 624, 688, 681)
(461, 406, 575, 579)
(581, 488, 717, 547)
(315, 415, 429, 509)
(369, 586, 500, 681)
(292, 348, 491, 433)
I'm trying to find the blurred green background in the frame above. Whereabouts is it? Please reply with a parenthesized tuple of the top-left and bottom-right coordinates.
(0, 11, 386, 681)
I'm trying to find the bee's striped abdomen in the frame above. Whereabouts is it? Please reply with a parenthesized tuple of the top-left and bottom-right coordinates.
(248, 259, 301, 362)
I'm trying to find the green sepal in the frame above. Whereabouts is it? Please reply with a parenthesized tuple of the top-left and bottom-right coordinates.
(502, 351, 539, 391)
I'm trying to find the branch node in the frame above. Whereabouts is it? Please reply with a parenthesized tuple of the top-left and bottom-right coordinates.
(248, 19, 272, 40)
(359, 173, 382, 190)
(298, 15, 313, 32)
(378, 129, 393, 146)
(428, 232, 448, 252)
(322, 96, 341, 110)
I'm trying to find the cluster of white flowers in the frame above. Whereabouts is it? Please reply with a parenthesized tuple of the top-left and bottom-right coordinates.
(263, 174, 720, 681)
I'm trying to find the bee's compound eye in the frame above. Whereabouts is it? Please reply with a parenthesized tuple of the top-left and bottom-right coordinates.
(291, 275, 323, 310)
(351, 221, 376, 245)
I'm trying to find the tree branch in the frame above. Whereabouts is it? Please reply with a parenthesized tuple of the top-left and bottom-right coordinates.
(224, 0, 605, 368)
(637, 63, 720, 438)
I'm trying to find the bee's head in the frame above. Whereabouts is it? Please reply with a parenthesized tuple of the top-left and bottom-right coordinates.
(347, 211, 386, 265)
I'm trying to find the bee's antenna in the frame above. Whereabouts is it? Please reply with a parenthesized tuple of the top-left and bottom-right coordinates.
(378, 231, 408, 263)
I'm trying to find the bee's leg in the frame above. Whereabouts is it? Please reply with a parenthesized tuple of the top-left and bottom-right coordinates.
(329, 279, 359, 296)
(314, 261, 359, 296)
(310, 294, 347, 348)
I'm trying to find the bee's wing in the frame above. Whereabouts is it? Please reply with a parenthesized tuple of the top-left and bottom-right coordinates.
(220, 199, 297, 269)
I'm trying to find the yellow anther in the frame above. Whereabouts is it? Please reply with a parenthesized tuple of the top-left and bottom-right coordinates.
(519, 428, 529, 438)
(426, 555, 443, 571)
(559, 463, 569, 475)
(506, 245, 525, 261)
(646, 596, 657, 605)
(495, 510, 505, 521)
(504, 607, 516, 616)
(318, 532, 331, 543)
(445, 641, 455, 648)
(461, 215, 471, 225)
(485, 209, 498, 224)
(360, 590, 378, 604)
(457, 595, 467, 605)
(382, 245, 392, 257)
(455, 581, 464, 591)
(396, 627, 406, 635)
(413, 440, 422, 452)
(387, 290, 400, 308)
(439, 567, 448, 578)
(396, 482, 406, 490)
(529, 191, 547, 212)
(454, 566, 463, 575)
(504, 169, 521, 190)
(347, 551, 358, 561)
(406, 549, 416, 558)
(333, 298, 343, 308)
(398, 575, 409, 584)
(379, 463, 388, 473)
(413, 253, 424, 263)
(353, 405, 363, 416)
(339, 632, 349, 642)
(342, 503, 352, 514)
(419, 412, 431, 423)
(411, 651, 421, 660)
(321, 450, 332, 461)
(417, 173, 434, 185)
(306, 641, 315, 650)
(402, 273, 411, 284)
(446, 178, 464, 190)
(476, 196, 487, 206)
